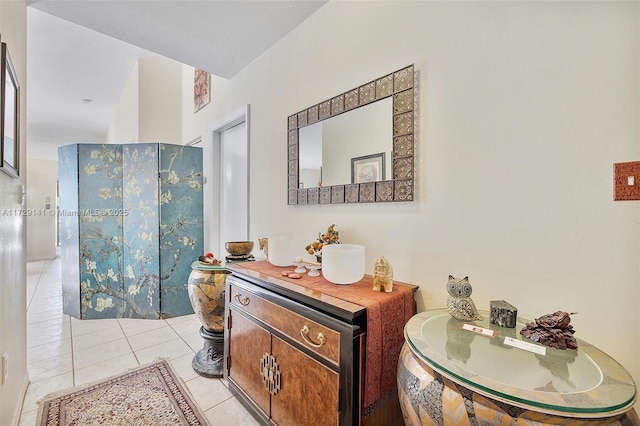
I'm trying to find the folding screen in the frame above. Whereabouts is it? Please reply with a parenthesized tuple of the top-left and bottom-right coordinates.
(59, 143, 203, 319)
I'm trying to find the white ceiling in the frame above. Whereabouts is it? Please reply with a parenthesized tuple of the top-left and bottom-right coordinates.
(25, 0, 326, 161)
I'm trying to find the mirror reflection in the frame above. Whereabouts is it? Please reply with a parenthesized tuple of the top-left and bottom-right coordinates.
(288, 64, 415, 204)
(298, 98, 391, 188)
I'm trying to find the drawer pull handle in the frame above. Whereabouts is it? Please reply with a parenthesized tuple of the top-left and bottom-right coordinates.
(300, 325, 326, 348)
(234, 292, 250, 306)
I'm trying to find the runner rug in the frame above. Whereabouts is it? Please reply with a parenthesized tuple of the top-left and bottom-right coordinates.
(36, 359, 208, 426)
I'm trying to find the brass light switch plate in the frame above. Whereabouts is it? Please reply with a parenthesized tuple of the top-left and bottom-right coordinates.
(614, 161, 640, 200)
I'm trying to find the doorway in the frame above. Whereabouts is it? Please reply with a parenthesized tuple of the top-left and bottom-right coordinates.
(207, 105, 249, 257)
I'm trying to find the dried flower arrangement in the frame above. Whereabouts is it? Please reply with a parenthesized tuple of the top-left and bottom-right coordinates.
(305, 224, 340, 256)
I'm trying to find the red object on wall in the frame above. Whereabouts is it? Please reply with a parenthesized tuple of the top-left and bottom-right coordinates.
(614, 161, 640, 201)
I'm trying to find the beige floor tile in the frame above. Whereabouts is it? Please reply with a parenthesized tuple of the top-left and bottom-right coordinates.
(70, 317, 121, 337)
(27, 338, 72, 365)
(73, 337, 133, 370)
(21, 372, 74, 414)
(118, 317, 168, 336)
(27, 307, 64, 324)
(72, 326, 126, 352)
(33, 311, 67, 325)
(182, 330, 206, 353)
(185, 375, 234, 412)
(23, 257, 257, 423)
(18, 405, 38, 426)
(27, 322, 71, 348)
(167, 314, 202, 335)
(74, 353, 140, 386)
(165, 312, 197, 325)
(27, 316, 69, 335)
(29, 292, 62, 306)
(168, 353, 200, 383)
(27, 352, 73, 383)
(27, 301, 63, 318)
(29, 298, 62, 312)
(204, 396, 260, 426)
(135, 337, 194, 365)
(127, 324, 181, 351)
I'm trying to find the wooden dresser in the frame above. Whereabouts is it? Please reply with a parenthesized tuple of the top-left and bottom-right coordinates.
(223, 261, 417, 426)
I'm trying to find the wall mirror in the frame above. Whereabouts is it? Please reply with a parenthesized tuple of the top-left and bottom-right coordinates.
(287, 64, 415, 204)
(1, 41, 19, 178)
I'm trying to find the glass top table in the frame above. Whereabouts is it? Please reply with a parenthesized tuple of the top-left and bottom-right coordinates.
(404, 309, 637, 417)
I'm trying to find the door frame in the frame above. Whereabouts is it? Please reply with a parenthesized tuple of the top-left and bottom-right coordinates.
(205, 104, 250, 256)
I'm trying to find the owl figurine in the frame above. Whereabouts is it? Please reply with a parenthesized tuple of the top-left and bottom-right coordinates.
(446, 275, 483, 322)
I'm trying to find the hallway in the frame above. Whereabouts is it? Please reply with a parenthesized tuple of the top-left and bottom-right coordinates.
(18, 257, 258, 425)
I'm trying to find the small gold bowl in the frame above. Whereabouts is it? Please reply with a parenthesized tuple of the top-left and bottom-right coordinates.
(225, 241, 254, 256)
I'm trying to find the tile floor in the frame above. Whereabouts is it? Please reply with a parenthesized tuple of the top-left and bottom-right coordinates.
(19, 257, 259, 425)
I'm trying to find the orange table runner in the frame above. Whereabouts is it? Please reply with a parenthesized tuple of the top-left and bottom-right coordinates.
(235, 260, 417, 411)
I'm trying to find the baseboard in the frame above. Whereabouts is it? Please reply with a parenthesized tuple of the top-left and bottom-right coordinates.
(11, 373, 29, 426)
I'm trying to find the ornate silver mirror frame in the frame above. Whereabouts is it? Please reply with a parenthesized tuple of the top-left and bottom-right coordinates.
(287, 64, 415, 205)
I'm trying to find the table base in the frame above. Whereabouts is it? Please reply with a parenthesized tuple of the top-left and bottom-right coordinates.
(192, 326, 224, 378)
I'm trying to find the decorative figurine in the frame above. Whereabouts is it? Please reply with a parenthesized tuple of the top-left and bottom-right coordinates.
(490, 300, 518, 328)
(372, 256, 393, 292)
(446, 275, 483, 321)
(258, 237, 269, 260)
(520, 311, 578, 350)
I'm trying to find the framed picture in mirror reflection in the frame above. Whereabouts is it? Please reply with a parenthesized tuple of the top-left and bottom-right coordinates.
(351, 152, 385, 184)
(1, 41, 19, 178)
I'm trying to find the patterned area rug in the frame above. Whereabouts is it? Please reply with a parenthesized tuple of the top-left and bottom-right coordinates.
(36, 359, 208, 426)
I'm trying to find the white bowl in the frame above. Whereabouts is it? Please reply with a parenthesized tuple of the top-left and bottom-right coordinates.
(268, 235, 303, 267)
(321, 244, 365, 285)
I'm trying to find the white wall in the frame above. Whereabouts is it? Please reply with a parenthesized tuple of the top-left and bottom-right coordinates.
(106, 56, 183, 145)
(26, 159, 58, 260)
(138, 56, 183, 144)
(0, 0, 29, 422)
(181, 65, 229, 254)
(181, 1, 640, 405)
(105, 62, 139, 143)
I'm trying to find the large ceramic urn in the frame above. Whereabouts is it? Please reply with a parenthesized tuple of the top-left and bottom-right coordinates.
(187, 262, 230, 378)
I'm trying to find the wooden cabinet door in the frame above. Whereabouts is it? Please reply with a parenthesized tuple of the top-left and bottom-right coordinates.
(227, 310, 271, 416)
(270, 335, 340, 426)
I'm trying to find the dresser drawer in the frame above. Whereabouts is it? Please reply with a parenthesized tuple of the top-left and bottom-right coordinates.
(229, 282, 340, 366)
